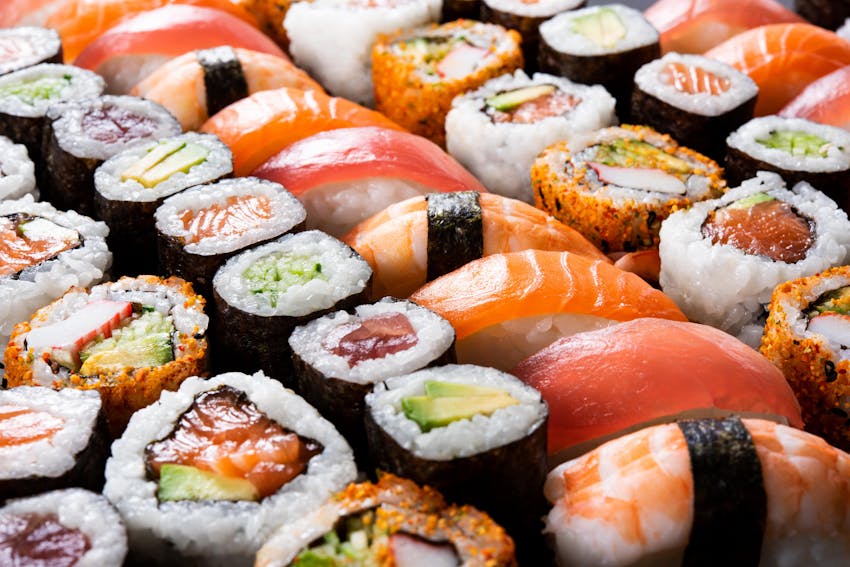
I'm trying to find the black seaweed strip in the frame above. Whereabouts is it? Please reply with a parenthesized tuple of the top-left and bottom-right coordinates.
(426, 192, 483, 282)
(198, 47, 248, 118)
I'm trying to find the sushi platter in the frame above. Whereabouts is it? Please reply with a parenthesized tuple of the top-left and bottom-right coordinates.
(2, 0, 850, 565)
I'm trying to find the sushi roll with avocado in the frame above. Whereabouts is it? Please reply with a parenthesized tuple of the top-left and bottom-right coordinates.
(0, 135, 36, 201)
(0, 27, 62, 76)
(104, 371, 356, 566)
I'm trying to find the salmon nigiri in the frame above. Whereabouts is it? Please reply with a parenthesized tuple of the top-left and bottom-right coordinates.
(644, 0, 803, 55)
(409, 250, 685, 371)
(779, 65, 850, 131)
(705, 23, 850, 116)
(202, 88, 404, 176)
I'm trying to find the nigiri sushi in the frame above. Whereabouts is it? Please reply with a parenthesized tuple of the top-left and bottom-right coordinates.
(409, 250, 686, 370)
(779, 65, 850, 131)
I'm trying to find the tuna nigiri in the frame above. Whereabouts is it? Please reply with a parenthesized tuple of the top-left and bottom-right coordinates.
(73, 5, 286, 94)
(705, 23, 850, 116)
(644, 0, 804, 55)
(253, 127, 487, 237)
(409, 250, 686, 370)
(202, 88, 404, 176)
(779, 65, 850, 131)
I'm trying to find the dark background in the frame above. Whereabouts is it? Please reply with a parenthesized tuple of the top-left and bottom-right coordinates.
(586, 0, 795, 10)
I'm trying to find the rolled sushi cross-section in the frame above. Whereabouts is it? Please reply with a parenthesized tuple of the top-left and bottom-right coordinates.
(0, 26, 62, 76)
(104, 371, 356, 566)
(0, 387, 109, 500)
(212, 230, 372, 384)
(532, 124, 726, 253)
(659, 171, 850, 345)
(0, 135, 36, 201)
(256, 473, 517, 567)
(0, 489, 127, 567)
(4, 275, 209, 437)
(544, 417, 850, 567)
(445, 70, 616, 203)
(372, 19, 524, 147)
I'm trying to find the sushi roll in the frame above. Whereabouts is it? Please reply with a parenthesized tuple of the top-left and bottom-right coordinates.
(212, 230, 372, 385)
(0, 26, 62, 76)
(538, 4, 660, 119)
(104, 371, 356, 566)
(0, 195, 111, 354)
(795, 0, 850, 31)
(256, 474, 517, 567)
(632, 52, 759, 161)
(446, 70, 616, 202)
(284, 0, 441, 106)
(726, 116, 850, 211)
(42, 95, 181, 217)
(761, 265, 850, 452)
(155, 177, 307, 299)
(365, 364, 547, 563)
(289, 298, 456, 460)
(0, 387, 109, 500)
(372, 19, 523, 147)
(532, 124, 726, 253)
(0, 135, 36, 200)
(230, 0, 296, 49)
(0, 489, 127, 566)
(94, 132, 233, 277)
(4, 275, 209, 437)
(659, 172, 850, 346)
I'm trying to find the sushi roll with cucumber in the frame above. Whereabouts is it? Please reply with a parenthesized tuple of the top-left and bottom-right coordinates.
(0, 27, 62, 76)
(532, 124, 726, 252)
(104, 371, 356, 566)
(0, 135, 36, 200)
(4, 275, 209, 437)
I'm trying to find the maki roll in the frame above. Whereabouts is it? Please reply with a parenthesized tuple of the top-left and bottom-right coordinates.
(0, 26, 62, 76)
(632, 52, 759, 161)
(94, 132, 233, 277)
(256, 474, 516, 567)
(43, 95, 181, 216)
(372, 19, 523, 147)
(538, 4, 660, 119)
(659, 172, 850, 346)
(532, 125, 726, 253)
(4, 275, 209, 436)
(445, 70, 616, 202)
(212, 230, 372, 384)
(795, 0, 850, 31)
(104, 371, 356, 566)
(290, 298, 456, 460)
(0, 135, 36, 200)
(0, 387, 109, 500)
(0, 489, 127, 566)
(156, 177, 306, 299)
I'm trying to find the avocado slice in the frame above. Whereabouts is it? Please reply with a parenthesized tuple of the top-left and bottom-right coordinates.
(243, 253, 324, 308)
(728, 192, 774, 210)
(402, 393, 518, 432)
(423, 380, 511, 398)
(756, 130, 833, 158)
(485, 85, 556, 112)
(595, 139, 692, 175)
(78, 309, 174, 375)
(808, 286, 850, 317)
(0, 74, 72, 105)
(120, 140, 209, 188)
(157, 464, 259, 502)
(572, 7, 626, 48)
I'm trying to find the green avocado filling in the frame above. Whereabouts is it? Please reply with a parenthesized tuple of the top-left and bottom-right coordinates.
(485, 85, 556, 112)
(243, 252, 325, 308)
(157, 464, 259, 502)
(294, 511, 388, 566)
(572, 7, 626, 48)
(806, 286, 850, 318)
(756, 130, 834, 158)
(728, 192, 774, 210)
(401, 380, 518, 432)
(594, 139, 692, 175)
(120, 140, 210, 188)
(0, 74, 72, 106)
(78, 308, 174, 375)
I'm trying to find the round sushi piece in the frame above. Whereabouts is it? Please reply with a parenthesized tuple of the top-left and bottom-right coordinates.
(365, 364, 548, 564)
(446, 70, 616, 202)
(0, 26, 62, 76)
(0, 387, 109, 500)
(544, 417, 850, 567)
(0, 489, 127, 567)
(726, 116, 850, 211)
(795, 0, 850, 31)
(538, 4, 660, 119)
(4, 275, 209, 437)
(290, 298, 456, 460)
(761, 265, 850, 451)
(285, 0, 441, 107)
(212, 230, 372, 385)
(0, 135, 36, 201)
(372, 19, 523, 147)
(156, 177, 305, 300)
(632, 52, 759, 161)
(94, 132, 233, 277)
(256, 474, 516, 567)
(104, 371, 356, 566)
(42, 95, 181, 216)
(532, 124, 726, 253)
(659, 171, 850, 346)
(0, 195, 111, 354)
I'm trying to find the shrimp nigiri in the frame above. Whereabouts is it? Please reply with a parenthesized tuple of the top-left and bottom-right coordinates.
(779, 65, 850, 131)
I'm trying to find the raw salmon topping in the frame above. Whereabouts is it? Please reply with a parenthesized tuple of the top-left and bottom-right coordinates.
(0, 215, 80, 278)
(491, 91, 580, 124)
(179, 195, 273, 244)
(322, 313, 418, 367)
(661, 63, 731, 95)
(145, 386, 323, 499)
(0, 406, 64, 446)
(81, 105, 158, 144)
(0, 513, 90, 567)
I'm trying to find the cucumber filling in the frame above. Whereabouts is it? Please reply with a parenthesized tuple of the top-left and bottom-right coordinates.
(756, 130, 835, 158)
(243, 252, 325, 308)
(0, 74, 72, 105)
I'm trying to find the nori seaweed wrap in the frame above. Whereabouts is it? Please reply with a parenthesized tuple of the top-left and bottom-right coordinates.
(795, 0, 850, 31)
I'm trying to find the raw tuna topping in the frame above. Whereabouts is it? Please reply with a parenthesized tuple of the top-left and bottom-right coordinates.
(322, 312, 419, 367)
(81, 104, 158, 144)
(0, 513, 90, 567)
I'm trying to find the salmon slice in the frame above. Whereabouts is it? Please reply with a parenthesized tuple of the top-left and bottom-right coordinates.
(661, 62, 730, 95)
(202, 87, 404, 176)
(779, 65, 850, 131)
(705, 23, 850, 116)
(0, 217, 78, 278)
(0, 405, 64, 446)
(179, 195, 273, 244)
